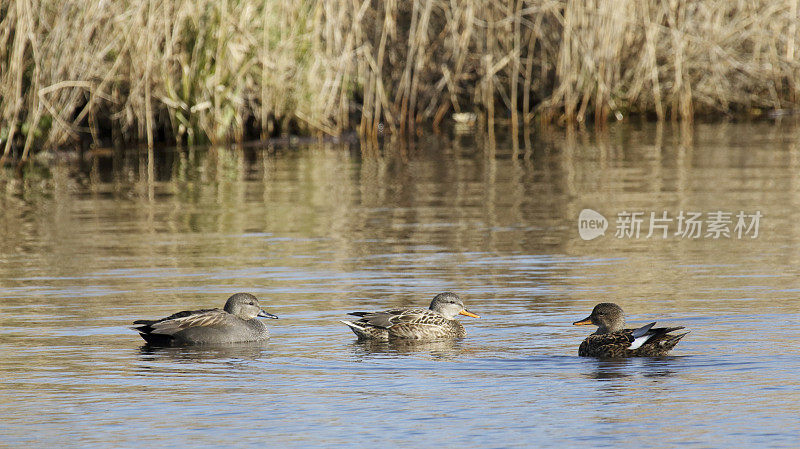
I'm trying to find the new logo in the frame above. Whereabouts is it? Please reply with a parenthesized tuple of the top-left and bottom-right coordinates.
(578, 209, 607, 240)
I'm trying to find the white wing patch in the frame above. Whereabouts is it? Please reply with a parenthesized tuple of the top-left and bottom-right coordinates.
(628, 333, 654, 350)
(628, 322, 657, 350)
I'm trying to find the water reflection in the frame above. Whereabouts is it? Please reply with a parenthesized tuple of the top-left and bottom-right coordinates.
(582, 357, 679, 381)
(137, 341, 273, 363)
(349, 339, 465, 359)
(2, 122, 800, 447)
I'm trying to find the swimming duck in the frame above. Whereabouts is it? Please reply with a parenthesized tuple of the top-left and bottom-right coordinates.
(340, 292, 480, 341)
(132, 293, 278, 346)
(573, 303, 688, 357)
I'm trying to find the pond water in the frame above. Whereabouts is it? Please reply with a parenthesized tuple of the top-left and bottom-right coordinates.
(1, 122, 799, 447)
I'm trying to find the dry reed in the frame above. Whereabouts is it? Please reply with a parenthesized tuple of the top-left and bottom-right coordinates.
(2, 0, 800, 162)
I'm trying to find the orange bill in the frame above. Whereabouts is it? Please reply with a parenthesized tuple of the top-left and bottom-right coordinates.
(459, 309, 480, 318)
(573, 316, 593, 325)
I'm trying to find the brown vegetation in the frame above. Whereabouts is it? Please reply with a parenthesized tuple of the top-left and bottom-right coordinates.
(2, 0, 799, 162)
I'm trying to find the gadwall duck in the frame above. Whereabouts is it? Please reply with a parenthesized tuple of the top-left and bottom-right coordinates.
(341, 292, 480, 341)
(573, 303, 688, 357)
(132, 293, 278, 346)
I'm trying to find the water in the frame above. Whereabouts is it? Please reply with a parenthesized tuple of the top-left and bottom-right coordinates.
(1, 122, 799, 447)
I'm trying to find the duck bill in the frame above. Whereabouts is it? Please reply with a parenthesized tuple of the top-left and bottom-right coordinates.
(258, 310, 279, 319)
(573, 316, 593, 326)
(459, 309, 480, 318)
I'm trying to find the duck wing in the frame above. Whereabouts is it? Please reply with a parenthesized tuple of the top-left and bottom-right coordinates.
(132, 308, 228, 336)
(348, 307, 434, 329)
(631, 324, 688, 355)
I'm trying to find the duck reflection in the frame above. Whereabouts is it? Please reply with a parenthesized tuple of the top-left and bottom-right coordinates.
(584, 356, 680, 380)
(137, 341, 272, 362)
(350, 338, 465, 359)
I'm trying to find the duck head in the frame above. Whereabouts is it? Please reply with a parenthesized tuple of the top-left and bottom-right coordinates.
(224, 293, 279, 320)
(573, 302, 625, 334)
(429, 292, 480, 320)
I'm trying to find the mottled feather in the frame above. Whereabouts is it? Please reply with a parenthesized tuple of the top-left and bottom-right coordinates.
(578, 324, 688, 357)
(574, 303, 688, 357)
(341, 293, 476, 341)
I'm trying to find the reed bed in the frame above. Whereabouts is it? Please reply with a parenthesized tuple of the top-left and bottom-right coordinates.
(2, 0, 799, 161)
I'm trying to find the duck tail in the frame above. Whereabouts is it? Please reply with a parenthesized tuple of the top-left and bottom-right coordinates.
(339, 320, 368, 338)
(130, 322, 174, 345)
(660, 331, 689, 350)
(130, 320, 155, 334)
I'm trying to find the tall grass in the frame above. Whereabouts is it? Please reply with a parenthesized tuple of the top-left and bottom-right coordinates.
(2, 0, 800, 162)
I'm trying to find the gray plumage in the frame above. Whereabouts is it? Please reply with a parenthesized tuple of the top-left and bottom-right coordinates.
(132, 293, 278, 346)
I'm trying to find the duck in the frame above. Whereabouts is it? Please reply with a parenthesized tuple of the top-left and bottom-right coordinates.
(573, 303, 688, 357)
(131, 293, 278, 346)
(340, 292, 480, 341)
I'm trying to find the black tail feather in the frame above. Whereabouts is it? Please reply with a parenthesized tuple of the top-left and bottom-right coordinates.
(131, 320, 174, 346)
(665, 331, 689, 344)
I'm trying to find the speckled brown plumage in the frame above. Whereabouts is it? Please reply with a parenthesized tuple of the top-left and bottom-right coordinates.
(341, 292, 479, 341)
(577, 324, 688, 357)
(574, 303, 688, 358)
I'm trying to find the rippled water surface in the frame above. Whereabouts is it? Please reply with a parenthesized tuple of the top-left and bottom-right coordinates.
(2, 123, 799, 447)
